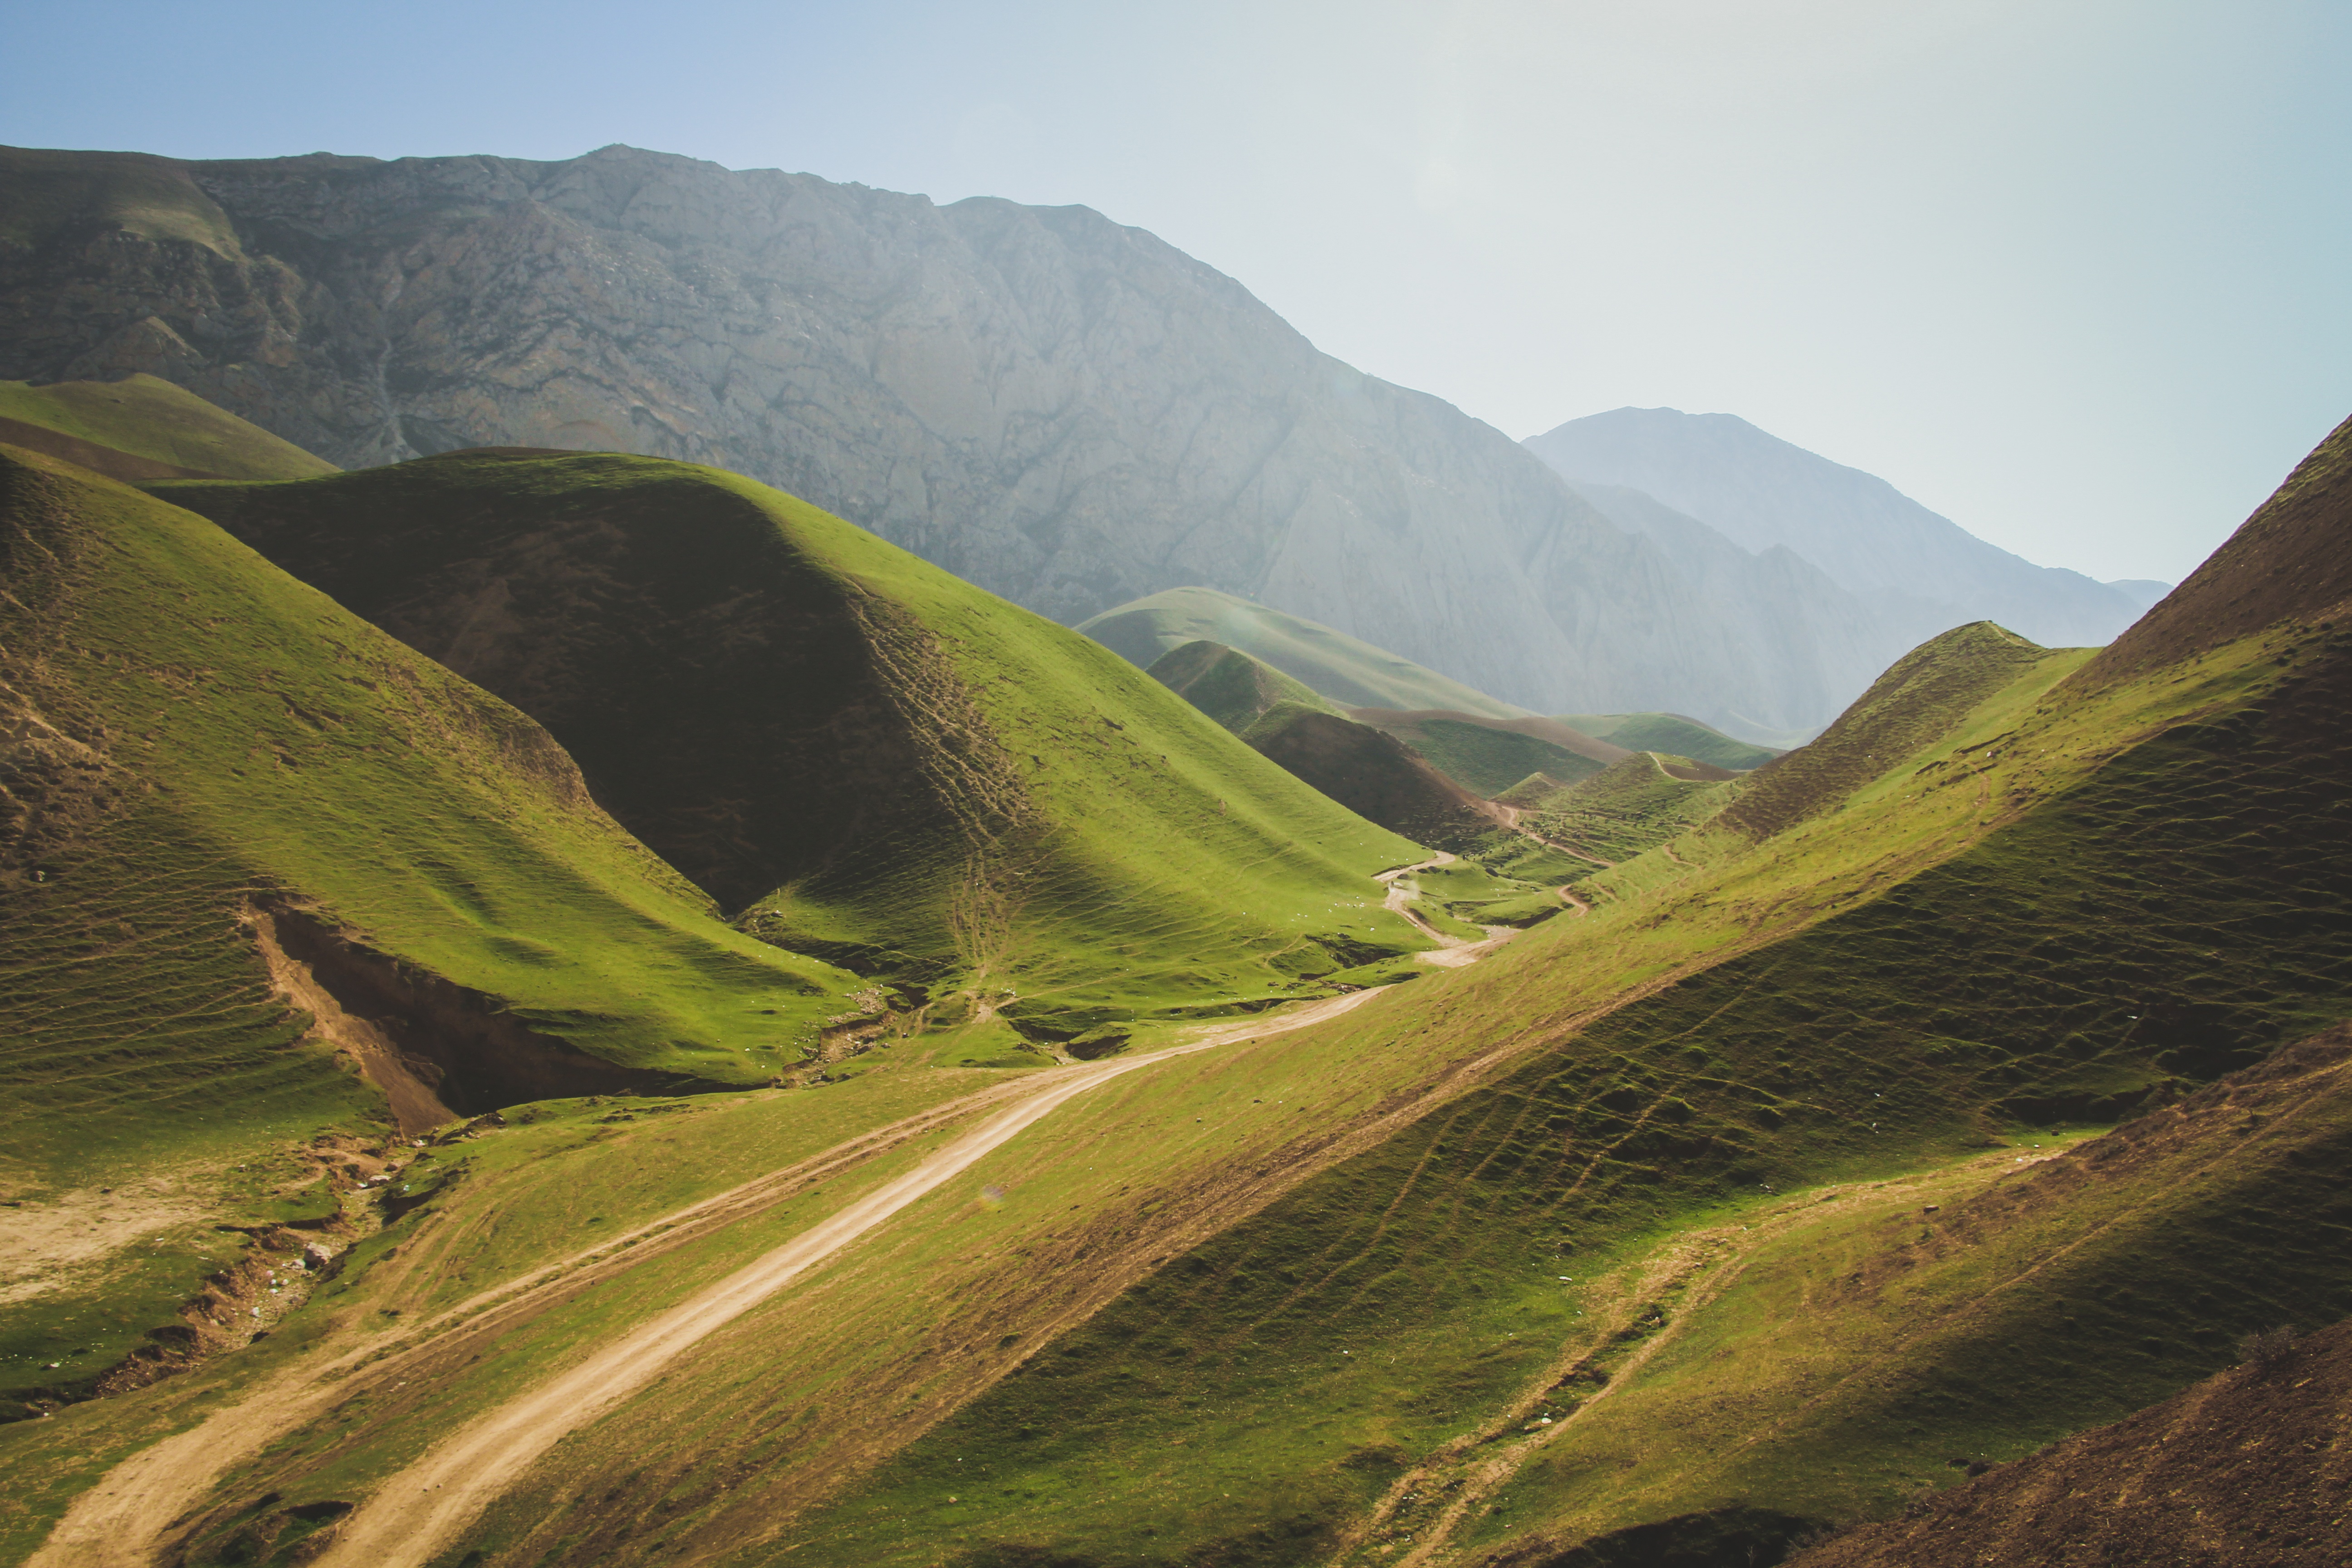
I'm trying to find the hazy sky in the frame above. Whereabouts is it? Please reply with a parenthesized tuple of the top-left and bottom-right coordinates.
(8, 0, 2347, 583)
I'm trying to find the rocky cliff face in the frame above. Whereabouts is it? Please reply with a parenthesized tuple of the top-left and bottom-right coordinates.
(2, 142, 1941, 731)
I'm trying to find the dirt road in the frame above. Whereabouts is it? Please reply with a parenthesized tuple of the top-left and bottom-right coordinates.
(27, 986, 1394, 1568)
(1379, 854, 1522, 967)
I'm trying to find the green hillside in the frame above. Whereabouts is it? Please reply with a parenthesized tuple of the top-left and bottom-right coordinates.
(764, 484, 2352, 1567)
(0, 375, 338, 483)
(155, 455, 1432, 1040)
(0, 443, 862, 1411)
(10, 412, 2351, 1568)
(1078, 585, 1529, 718)
(1554, 710, 1783, 771)
(1145, 638, 1342, 732)
(1517, 750, 1742, 869)
(1348, 709, 1627, 797)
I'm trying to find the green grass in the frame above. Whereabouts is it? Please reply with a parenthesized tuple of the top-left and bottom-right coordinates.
(765, 608, 2352, 1568)
(1555, 712, 1783, 771)
(1360, 715, 1608, 798)
(0, 377, 337, 481)
(1077, 586, 1528, 718)
(152, 453, 1434, 1043)
(1522, 752, 1740, 871)
(1147, 640, 1342, 733)
(0, 445, 864, 1402)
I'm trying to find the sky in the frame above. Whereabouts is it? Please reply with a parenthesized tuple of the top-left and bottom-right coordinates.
(6, 0, 2347, 583)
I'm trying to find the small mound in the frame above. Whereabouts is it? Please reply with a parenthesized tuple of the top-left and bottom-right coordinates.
(1349, 709, 1627, 796)
(1078, 585, 1528, 717)
(1553, 711, 1783, 771)
(1147, 639, 1338, 734)
(1722, 622, 2050, 840)
(1243, 708, 1498, 851)
(2076, 410, 2352, 687)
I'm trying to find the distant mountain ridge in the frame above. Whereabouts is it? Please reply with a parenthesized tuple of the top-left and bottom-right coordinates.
(0, 140, 2109, 736)
(1525, 407, 2156, 656)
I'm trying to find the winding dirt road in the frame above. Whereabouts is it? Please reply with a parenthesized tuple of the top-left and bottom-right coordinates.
(28, 988, 1394, 1568)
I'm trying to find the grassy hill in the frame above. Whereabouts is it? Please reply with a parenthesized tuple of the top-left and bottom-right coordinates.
(0, 443, 863, 1413)
(1078, 585, 1529, 718)
(1348, 708, 1629, 797)
(1514, 750, 1743, 869)
(0, 376, 337, 483)
(1145, 639, 1342, 732)
(745, 426, 2352, 1568)
(8, 412, 2350, 1568)
(1146, 641, 1499, 854)
(1553, 710, 1783, 771)
(155, 454, 1433, 1041)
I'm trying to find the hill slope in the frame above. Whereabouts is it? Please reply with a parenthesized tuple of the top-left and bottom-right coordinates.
(0, 374, 337, 482)
(1085, 587, 1528, 718)
(0, 442, 863, 1412)
(1553, 711, 1782, 771)
(155, 453, 1431, 1029)
(1348, 709, 1629, 797)
(1143, 638, 1342, 733)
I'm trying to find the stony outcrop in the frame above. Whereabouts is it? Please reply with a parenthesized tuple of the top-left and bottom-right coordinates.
(0, 142, 2043, 731)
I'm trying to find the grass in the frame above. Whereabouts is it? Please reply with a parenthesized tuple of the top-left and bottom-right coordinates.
(1076, 586, 1529, 718)
(154, 456, 1435, 1039)
(9, 408, 2350, 1568)
(1520, 752, 1740, 871)
(1358, 715, 1608, 798)
(0, 377, 337, 481)
(1555, 712, 1782, 771)
(0, 445, 865, 1406)
(758, 608, 2352, 1568)
(1147, 640, 1342, 733)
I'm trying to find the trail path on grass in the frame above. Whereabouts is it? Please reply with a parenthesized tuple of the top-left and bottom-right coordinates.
(1380, 853, 1522, 967)
(27, 979, 1399, 1568)
(1331, 1144, 2075, 1568)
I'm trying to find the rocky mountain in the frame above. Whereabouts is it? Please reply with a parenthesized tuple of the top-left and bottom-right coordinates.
(0, 141, 1988, 735)
(1525, 407, 2159, 653)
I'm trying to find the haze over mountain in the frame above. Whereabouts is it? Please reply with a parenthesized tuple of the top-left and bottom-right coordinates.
(1527, 407, 2161, 656)
(0, 142, 2155, 738)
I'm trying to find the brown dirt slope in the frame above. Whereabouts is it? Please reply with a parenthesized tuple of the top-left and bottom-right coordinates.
(1794, 1314, 2352, 1566)
(2077, 411, 2352, 688)
(1246, 708, 1499, 852)
(1721, 620, 2049, 840)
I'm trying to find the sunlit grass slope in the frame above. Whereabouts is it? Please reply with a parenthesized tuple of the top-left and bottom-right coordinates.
(0, 446, 860, 1176)
(155, 455, 1430, 1033)
(1555, 710, 1783, 771)
(1146, 639, 1342, 733)
(0, 444, 867, 1412)
(785, 557, 2352, 1565)
(1078, 585, 1530, 718)
(0, 375, 337, 482)
(1519, 750, 1741, 871)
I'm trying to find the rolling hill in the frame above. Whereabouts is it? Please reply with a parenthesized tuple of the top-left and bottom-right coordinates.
(1083, 587, 1529, 718)
(1553, 710, 1783, 771)
(0, 440, 865, 1417)
(152, 453, 1434, 1039)
(0, 375, 337, 483)
(4, 401, 2347, 1568)
(1347, 709, 1630, 797)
